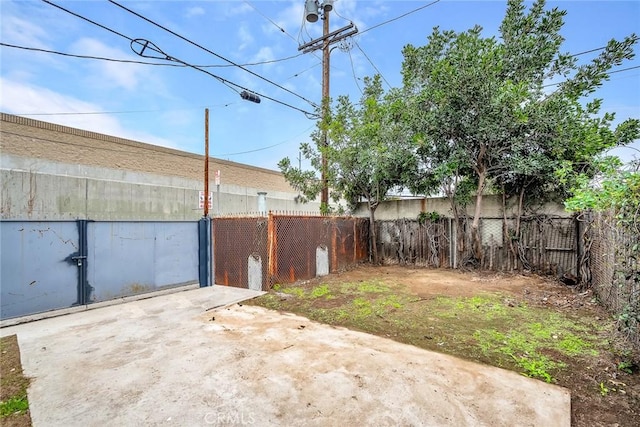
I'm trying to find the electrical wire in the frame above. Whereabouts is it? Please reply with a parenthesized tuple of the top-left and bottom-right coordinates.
(347, 48, 363, 94)
(42, 0, 130, 41)
(359, 0, 441, 36)
(9, 104, 234, 116)
(3, 123, 314, 159)
(40, 0, 316, 117)
(129, 38, 317, 116)
(243, 1, 297, 43)
(542, 65, 640, 88)
(355, 41, 392, 89)
(0, 42, 304, 68)
(108, 0, 319, 109)
(1, 42, 179, 66)
(214, 125, 315, 156)
(286, 61, 322, 80)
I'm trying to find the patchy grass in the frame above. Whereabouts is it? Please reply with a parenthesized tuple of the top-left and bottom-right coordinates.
(246, 266, 640, 427)
(260, 280, 604, 383)
(1, 334, 32, 426)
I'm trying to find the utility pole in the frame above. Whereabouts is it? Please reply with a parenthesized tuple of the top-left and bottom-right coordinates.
(299, 0, 358, 211)
(321, 13, 330, 209)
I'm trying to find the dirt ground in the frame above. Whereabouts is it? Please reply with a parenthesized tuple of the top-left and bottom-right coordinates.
(248, 265, 640, 427)
(0, 334, 31, 427)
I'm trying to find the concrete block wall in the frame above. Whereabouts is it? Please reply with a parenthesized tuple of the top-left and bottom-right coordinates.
(353, 195, 571, 220)
(1, 113, 320, 220)
(1, 156, 318, 220)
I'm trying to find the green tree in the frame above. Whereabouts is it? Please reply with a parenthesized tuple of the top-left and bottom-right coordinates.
(278, 76, 416, 263)
(401, 0, 638, 263)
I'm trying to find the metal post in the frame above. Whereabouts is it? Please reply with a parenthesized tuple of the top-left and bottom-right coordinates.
(204, 108, 209, 218)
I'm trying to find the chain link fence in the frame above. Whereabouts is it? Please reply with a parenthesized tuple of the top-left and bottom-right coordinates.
(213, 212, 368, 290)
(581, 211, 639, 347)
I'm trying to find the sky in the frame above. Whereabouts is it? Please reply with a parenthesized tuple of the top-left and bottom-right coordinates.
(1, 0, 639, 174)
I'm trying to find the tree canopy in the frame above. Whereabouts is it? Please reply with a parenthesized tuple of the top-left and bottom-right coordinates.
(279, 0, 639, 264)
(401, 0, 639, 260)
(279, 76, 416, 262)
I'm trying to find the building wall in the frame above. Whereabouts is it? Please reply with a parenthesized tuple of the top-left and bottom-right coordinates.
(354, 195, 571, 220)
(1, 113, 318, 220)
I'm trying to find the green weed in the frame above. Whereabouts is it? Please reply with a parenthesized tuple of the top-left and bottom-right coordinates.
(0, 394, 29, 417)
(310, 284, 333, 299)
(558, 334, 596, 356)
(357, 281, 390, 293)
(599, 382, 609, 396)
(280, 287, 305, 298)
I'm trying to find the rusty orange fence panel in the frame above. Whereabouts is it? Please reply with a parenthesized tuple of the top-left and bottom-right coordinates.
(213, 213, 369, 290)
(213, 216, 268, 289)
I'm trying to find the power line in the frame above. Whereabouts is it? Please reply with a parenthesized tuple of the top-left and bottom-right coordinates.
(108, 0, 319, 109)
(214, 125, 315, 156)
(286, 61, 322, 80)
(0, 42, 303, 68)
(130, 38, 317, 116)
(9, 105, 234, 117)
(347, 48, 363, 94)
(359, 0, 441, 36)
(40, 0, 316, 117)
(42, 0, 131, 41)
(541, 65, 640, 88)
(1, 42, 176, 66)
(243, 1, 297, 43)
(355, 41, 392, 89)
(41, 0, 238, 95)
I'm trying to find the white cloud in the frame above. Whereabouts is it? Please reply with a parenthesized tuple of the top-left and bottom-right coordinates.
(237, 24, 255, 51)
(69, 38, 146, 91)
(251, 47, 276, 66)
(270, 1, 305, 37)
(185, 6, 205, 18)
(226, 2, 252, 17)
(0, 15, 49, 49)
(0, 78, 181, 150)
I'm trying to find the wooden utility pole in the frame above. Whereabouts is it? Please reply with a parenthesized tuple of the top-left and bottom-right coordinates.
(298, 8, 357, 211)
(321, 12, 330, 209)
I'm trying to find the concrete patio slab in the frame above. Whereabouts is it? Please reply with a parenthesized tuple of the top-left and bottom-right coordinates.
(1, 285, 570, 426)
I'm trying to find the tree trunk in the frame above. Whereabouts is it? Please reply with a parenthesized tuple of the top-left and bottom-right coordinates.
(369, 203, 379, 264)
(471, 169, 486, 262)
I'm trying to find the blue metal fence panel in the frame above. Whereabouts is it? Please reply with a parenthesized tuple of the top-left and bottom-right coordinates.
(87, 222, 199, 302)
(1, 221, 79, 319)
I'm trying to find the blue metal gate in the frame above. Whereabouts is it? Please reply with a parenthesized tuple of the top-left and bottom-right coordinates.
(87, 221, 199, 303)
(1, 219, 208, 320)
(0, 221, 80, 319)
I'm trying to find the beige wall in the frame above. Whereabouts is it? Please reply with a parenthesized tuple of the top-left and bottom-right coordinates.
(354, 195, 571, 220)
(0, 113, 295, 193)
(1, 113, 320, 220)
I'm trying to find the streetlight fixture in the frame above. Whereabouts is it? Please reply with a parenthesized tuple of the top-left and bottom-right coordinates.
(299, 1, 357, 212)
